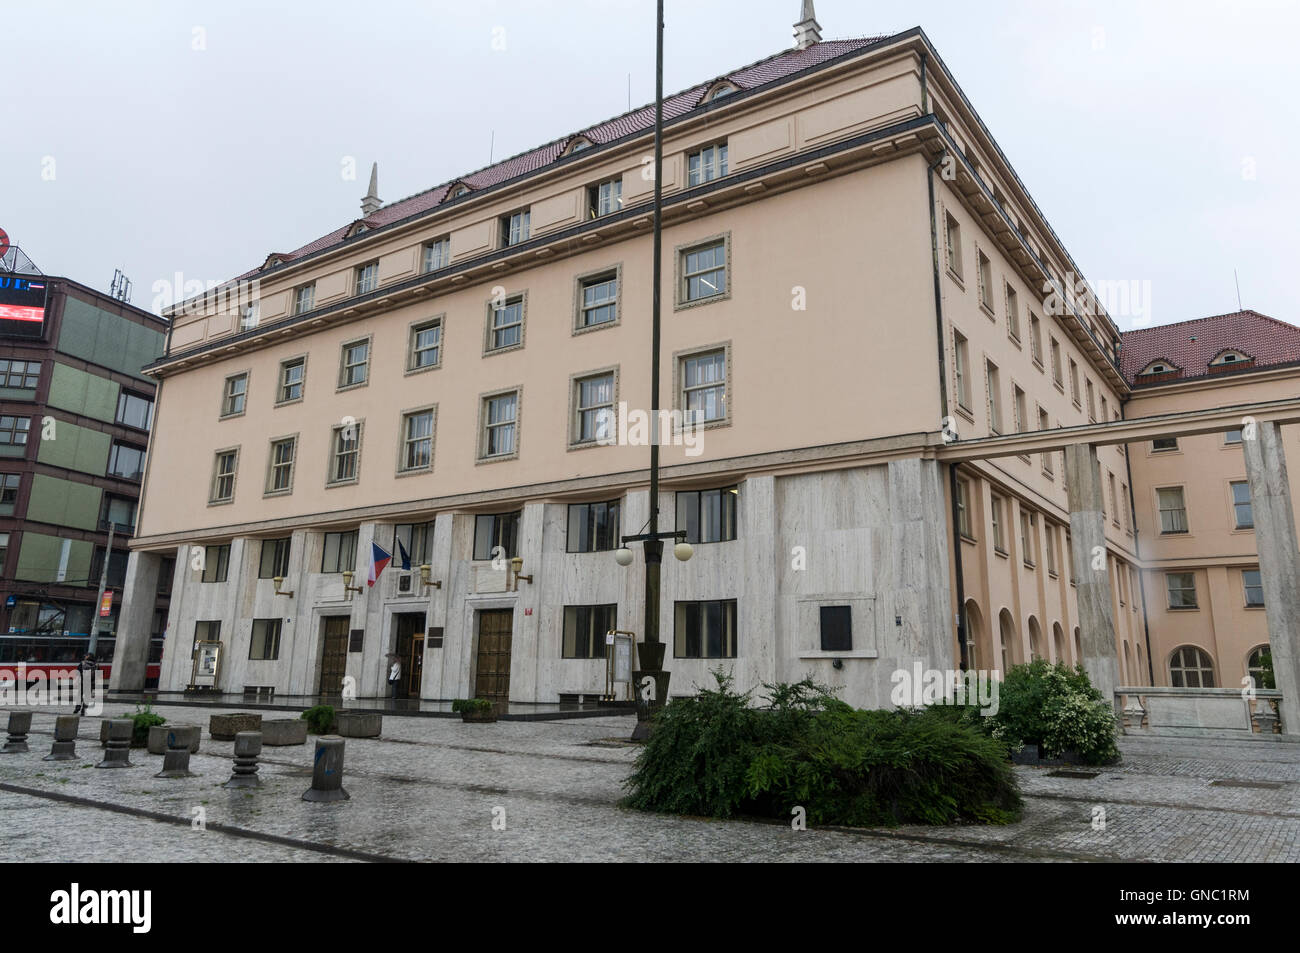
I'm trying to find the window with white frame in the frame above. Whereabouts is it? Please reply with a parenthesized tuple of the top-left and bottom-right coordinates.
(687, 143, 727, 186)
(589, 179, 623, 218)
(1050, 337, 1063, 384)
(573, 372, 615, 444)
(488, 296, 524, 351)
(339, 339, 369, 388)
(1169, 645, 1215, 687)
(328, 423, 361, 485)
(680, 240, 727, 303)
(221, 373, 247, 417)
(986, 360, 1002, 433)
(578, 272, 618, 328)
(944, 212, 962, 277)
(278, 358, 305, 404)
(954, 330, 971, 410)
(991, 494, 1006, 552)
(502, 210, 530, 246)
(211, 449, 238, 503)
(481, 392, 518, 459)
(1157, 487, 1188, 534)
(409, 319, 442, 370)
(1166, 572, 1198, 609)
(1029, 314, 1043, 365)
(355, 261, 379, 295)
(423, 237, 450, 272)
(977, 251, 994, 312)
(400, 409, 435, 472)
(1004, 283, 1019, 337)
(1243, 569, 1264, 607)
(1231, 480, 1253, 529)
(681, 349, 726, 424)
(267, 437, 295, 494)
(294, 283, 315, 314)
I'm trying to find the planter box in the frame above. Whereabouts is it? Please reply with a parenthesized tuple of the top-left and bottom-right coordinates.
(147, 724, 201, 755)
(460, 709, 498, 723)
(209, 712, 263, 741)
(336, 711, 382, 738)
(262, 718, 308, 746)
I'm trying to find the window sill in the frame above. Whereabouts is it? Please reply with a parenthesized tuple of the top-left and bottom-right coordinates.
(1245, 604, 1265, 610)
(1053, 380, 1065, 394)
(673, 289, 731, 313)
(207, 498, 234, 507)
(1167, 606, 1200, 611)
(476, 451, 520, 466)
(980, 302, 996, 320)
(273, 397, 304, 409)
(325, 478, 360, 489)
(1048, 570, 1059, 579)
(335, 381, 369, 394)
(395, 467, 433, 480)
(955, 404, 975, 425)
(404, 362, 442, 378)
(263, 488, 293, 499)
(959, 533, 977, 545)
(483, 342, 525, 359)
(1032, 358, 1045, 372)
(994, 548, 1009, 559)
(567, 438, 609, 453)
(573, 317, 620, 337)
(946, 268, 964, 290)
(1008, 332, 1022, 347)
(218, 411, 245, 422)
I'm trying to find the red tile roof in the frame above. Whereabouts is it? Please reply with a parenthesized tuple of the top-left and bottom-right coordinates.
(1120, 310, 1300, 385)
(235, 37, 887, 281)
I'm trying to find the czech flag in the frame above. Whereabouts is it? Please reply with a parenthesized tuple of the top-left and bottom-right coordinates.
(397, 538, 411, 572)
(367, 542, 392, 587)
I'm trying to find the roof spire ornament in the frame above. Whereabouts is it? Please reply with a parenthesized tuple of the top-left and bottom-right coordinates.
(793, 0, 821, 49)
(360, 162, 381, 216)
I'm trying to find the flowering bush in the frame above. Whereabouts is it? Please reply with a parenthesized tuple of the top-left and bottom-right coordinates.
(985, 659, 1118, 764)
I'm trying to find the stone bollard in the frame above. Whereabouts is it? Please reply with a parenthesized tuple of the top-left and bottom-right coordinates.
(2, 711, 32, 753)
(96, 719, 135, 768)
(223, 731, 263, 789)
(302, 736, 349, 802)
(155, 726, 200, 779)
(42, 715, 80, 762)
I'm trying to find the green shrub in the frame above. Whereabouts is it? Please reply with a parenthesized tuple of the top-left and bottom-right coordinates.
(985, 659, 1118, 764)
(128, 704, 165, 746)
(622, 674, 1021, 826)
(451, 698, 494, 714)
(300, 705, 335, 733)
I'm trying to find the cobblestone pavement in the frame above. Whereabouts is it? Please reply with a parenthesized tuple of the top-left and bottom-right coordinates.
(1, 704, 1297, 862)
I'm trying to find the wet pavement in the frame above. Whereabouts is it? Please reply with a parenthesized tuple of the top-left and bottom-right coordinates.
(2, 702, 1298, 862)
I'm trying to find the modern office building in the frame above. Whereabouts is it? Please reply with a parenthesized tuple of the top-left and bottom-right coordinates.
(0, 260, 169, 673)
(110, 7, 1300, 724)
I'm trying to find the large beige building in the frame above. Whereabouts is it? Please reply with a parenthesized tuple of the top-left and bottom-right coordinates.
(108, 8, 1298, 722)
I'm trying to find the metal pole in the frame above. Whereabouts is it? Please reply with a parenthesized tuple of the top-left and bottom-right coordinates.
(644, 0, 664, 653)
(87, 520, 114, 656)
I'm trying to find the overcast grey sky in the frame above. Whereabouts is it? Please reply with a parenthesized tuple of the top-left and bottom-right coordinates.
(2, 0, 1297, 330)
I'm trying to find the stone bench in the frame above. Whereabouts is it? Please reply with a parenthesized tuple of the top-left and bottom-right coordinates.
(209, 712, 263, 740)
(336, 711, 382, 738)
(147, 724, 201, 755)
(262, 718, 308, 746)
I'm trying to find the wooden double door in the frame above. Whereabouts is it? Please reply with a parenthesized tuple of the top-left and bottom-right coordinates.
(319, 616, 350, 697)
(394, 612, 425, 699)
(474, 609, 513, 707)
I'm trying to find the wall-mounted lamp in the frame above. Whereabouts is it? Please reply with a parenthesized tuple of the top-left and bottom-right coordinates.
(509, 556, 532, 590)
(419, 564, 442, 590)
(340, 570, 363, 600)
(271, 575, 295, 598)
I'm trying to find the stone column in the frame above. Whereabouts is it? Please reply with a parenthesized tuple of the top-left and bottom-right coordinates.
(108, 550, 162, 693)
(1241, 421, 1300, 734)
(1065, 443, 1119, 707)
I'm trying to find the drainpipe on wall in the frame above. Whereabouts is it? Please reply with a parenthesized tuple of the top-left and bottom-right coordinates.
(926, 141, 968, 671)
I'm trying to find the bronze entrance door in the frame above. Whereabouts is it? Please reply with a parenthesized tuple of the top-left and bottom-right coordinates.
(319, 617, 350, 697)
(393, 612, 426, 699)
(474, 609, 513, 707)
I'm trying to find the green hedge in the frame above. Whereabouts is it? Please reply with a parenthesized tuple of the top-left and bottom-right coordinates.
(622, 675, 1021, 827)
(984, 659, 1119, 764)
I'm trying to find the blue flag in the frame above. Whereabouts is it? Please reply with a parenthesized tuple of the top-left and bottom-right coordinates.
(397, 538, 411, 572)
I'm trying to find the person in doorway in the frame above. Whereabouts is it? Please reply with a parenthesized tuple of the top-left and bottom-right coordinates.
(73, 653, 97, 715)
(388, 654, 402, 700)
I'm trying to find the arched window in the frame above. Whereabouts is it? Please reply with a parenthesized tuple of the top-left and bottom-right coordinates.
(1052, 622, 1066, 665)
(1073, 627, 1081, 663)
(998, 609, 1017, 674)
(1122, 641, 1132, 684)
(708, 83, 738, 101)
(1247, 645, 1273, 689)
(1169, 645, 1216, 688)
(1028, 617, 1042, 660)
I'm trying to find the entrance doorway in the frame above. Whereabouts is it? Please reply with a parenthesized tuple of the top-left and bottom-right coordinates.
(474, 608, 513, 707)
(319, 616, 350, 697)
(393, 612, 426, 699)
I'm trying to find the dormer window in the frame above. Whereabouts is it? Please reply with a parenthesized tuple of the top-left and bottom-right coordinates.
(447, 182, 471, 200)
(1138, 358, 1180, 378)
(562, 136, 595, 156)
(700, 81, 740, 105)
(1210, 349, 1251, 368)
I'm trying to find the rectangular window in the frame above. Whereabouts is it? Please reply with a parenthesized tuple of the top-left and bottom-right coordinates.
(953, 330, 971, 410)
(1020, 510, 1037, 567)
(201, 544, 230, 583)
(267, 437, 295, 493)
(249, 619, 282, 661)
(240, 301, 259, 331)
(221, 373, 247, 417)
(210, 450, 237, 502)
(1225, 428, 1243, 444)
(115, 391, 154, 431)
(1069, 359, 1080, 405)
(1108, 472, 1119, 523)
(1157, 487, 1188, 534)
(482, 392, 518, 458)
(0, 359, 40, 389)
(687, 143, 727, 186)
(108, 441, 146, 481)
(1003, 281, 1018, 333)
(567, 500, 621, 553)
(1045, 523, 1058, 575)
(195, 620, 222, 644)
(1243, 569, 1264, 607)
(985, 360, 1002, 433)
(100, 494, 137, 532)
(294, 283, 315, 314)
(1166, 572, 1198, 609)
(944, 212, 962, 277)
(957, 479, 973, 539)
(579, 272, 618, 328)
(502, 210, 530, 246)
(258, 537, 291, 579)
(1121, 484, 1130, 531)
(328, 424, 361, 484)
(1085, 379, 1096, 422)
(674, 599, 738, 659)
(1050, 336, 1063, 384)
(681, 240, 727, 302)
(977, 251, 993, 312)
(573, 372, 615, 444)
(355, 261, 379, 295)
(278, 358, 305, 403)
(0, 472, 19, 509)
(400, 410, 435, 472)
(0, 533, 8, 569)
(320, 531, 358, 573)
(1039, 409, 1054, 474)
(1013, 385, 1026, 434)
(473, 512, 519, 561)
(1231, 480, 1253, 529)
(0, 415, 30, 446)
(562, 604, 618, 659)
(488, 297, 524, 351)
(991, 494, 1006, 553)
(422, 237, 450, 273)
(676, 486, 738, 544)
(819, 605, 852, 652)
(409, 319, 442, 370)
(1029, 314, 1043, 365)
(1152, 437, 1178, 452)
(393, 521, 433, 566)
(682, 350, 726, 424)
(589, 179, 623, 218)
(339, 339, 369, 388)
